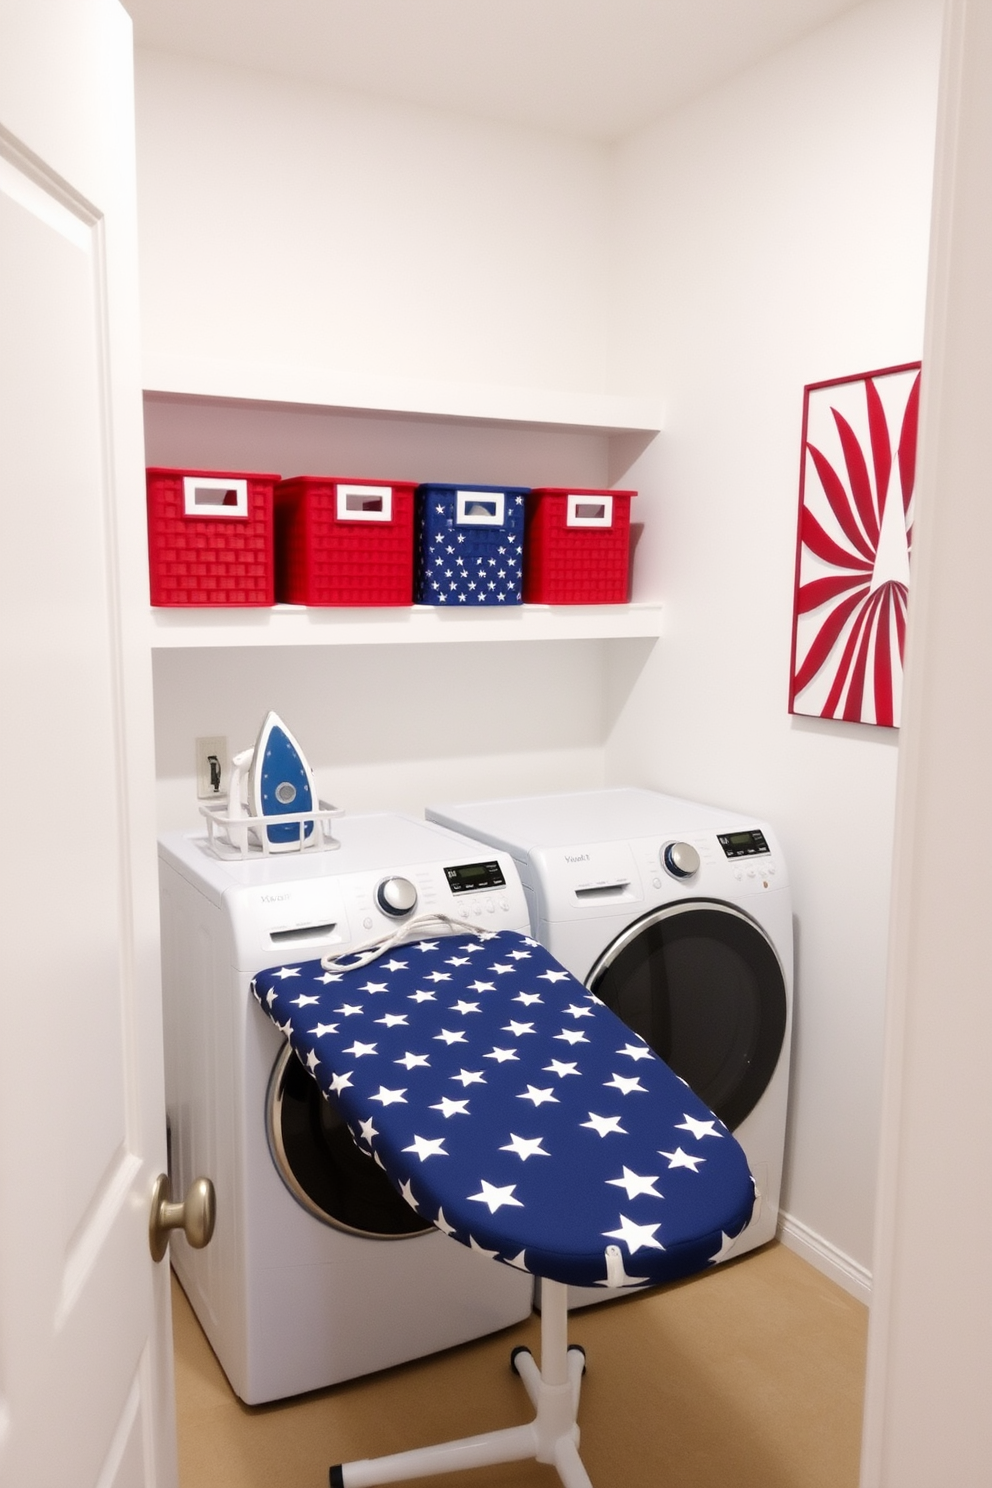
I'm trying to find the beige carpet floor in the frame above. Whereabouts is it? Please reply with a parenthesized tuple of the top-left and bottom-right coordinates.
(172, 1242, 867, 1488)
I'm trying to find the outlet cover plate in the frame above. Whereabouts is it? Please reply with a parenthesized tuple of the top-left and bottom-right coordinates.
(196, 736, 228, 800)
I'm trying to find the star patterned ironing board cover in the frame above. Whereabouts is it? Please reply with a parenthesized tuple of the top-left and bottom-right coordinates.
(252, 928, 755, 1290)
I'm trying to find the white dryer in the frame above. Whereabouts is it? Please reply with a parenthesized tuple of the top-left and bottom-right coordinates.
(158, 813, 534, 1404)
(427, 789, 793, 1292)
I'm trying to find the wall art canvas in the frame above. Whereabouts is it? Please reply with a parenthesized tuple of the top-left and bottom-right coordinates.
(788, 361, 921, 728)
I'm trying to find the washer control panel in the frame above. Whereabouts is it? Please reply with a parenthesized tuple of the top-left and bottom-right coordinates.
(443, 857, 517, 923)
(207, 851, 528, 967)
(444, 860, 507, 895)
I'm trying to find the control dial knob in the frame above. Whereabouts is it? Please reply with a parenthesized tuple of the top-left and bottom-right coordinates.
(376, 876, 418, 917)
(662, 841, 700, 879)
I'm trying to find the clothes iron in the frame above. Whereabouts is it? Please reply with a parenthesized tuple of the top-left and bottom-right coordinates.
(227, 711, 318, 852)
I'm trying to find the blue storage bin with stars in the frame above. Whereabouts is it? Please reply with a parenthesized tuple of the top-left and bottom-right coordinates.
(415, 483, 529, 605)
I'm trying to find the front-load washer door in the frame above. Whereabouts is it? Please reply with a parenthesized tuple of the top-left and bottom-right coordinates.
(587, 900, 787, 1132)
(267, 1045, 432, 1238)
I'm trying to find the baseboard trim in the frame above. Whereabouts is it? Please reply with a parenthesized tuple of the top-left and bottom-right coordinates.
(778, 1211, 872, 1305)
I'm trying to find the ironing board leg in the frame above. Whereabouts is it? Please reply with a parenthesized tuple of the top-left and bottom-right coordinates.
(331, 1423, 540, 1486)
(330, 1280, 593, 1488)
(554, 1434, 595, 1488)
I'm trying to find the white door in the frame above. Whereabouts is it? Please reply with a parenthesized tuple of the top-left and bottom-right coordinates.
(0, 3, 177, 1485)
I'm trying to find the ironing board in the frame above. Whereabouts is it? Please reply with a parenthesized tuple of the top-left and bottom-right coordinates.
(252, 924, 755, 1488)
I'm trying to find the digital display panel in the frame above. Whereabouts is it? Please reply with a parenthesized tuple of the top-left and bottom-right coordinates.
(717, 829, 770, 859)
(445, 861, 507, 894)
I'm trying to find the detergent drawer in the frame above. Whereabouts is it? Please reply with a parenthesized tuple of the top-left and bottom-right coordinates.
(226, 879, 353, 969)
(531, 841, 645, 922)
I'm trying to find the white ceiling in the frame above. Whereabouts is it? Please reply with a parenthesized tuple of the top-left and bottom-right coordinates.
(122, 0, 864, 143)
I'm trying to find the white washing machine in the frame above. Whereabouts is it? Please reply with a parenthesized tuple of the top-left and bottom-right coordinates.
(158, 813, 534, 1404)
(427, 788, 793, 1297)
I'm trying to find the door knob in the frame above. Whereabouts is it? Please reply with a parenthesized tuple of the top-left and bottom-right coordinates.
(149, 1173, 216, 1263)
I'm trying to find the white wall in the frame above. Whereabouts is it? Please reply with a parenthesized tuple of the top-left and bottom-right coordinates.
(607, 0, 943, 1287)
(133, 48, 613, 396)
(133, 51, 644, 827)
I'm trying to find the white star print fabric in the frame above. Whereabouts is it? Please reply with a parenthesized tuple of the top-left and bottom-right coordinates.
(252, 930, 754, 1289)
(414, 484, 528, 606)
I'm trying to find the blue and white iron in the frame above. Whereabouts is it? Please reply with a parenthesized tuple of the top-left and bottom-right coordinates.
(227, 711, 317, 853)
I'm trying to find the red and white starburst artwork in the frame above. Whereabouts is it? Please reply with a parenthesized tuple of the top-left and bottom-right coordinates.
(788, 362, 921, 728)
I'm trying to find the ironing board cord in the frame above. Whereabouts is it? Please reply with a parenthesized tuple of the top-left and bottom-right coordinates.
(321, 914, 494, 973)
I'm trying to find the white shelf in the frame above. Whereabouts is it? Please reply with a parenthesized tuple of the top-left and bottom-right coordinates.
(143, 371, 663, 655)
(143, 356, 664, 435)
(148, 602, 664, 650)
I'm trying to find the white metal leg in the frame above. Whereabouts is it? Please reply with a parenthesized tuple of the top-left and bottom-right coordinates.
(330, 1280, 593, 1488)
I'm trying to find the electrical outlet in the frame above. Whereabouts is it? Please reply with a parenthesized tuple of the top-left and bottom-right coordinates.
(196, 736, 228, 800)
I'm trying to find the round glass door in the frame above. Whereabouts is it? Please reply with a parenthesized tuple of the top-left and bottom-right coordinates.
(587, 901, 787, 1131)
(266, 1044, 432, 1239)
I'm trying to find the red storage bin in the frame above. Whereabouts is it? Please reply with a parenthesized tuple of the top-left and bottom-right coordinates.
(275, 476, 416, 606)
(146, 467, 278, 606)
(523, 487, 636, 604)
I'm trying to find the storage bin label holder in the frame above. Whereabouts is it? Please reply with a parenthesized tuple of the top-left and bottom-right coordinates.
(336, 484, 393, 522)
(182, 475, 250, 519)
(566, 493, 613, 527)
(456, 490, 505, 525)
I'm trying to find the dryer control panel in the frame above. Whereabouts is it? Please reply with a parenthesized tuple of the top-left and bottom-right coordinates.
(717, 828, 770, 858)
(640, 831, 784, 899)
(529, 828, 787, 923)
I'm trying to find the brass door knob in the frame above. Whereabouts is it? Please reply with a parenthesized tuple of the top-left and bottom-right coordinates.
(149, 1173, 216, 1263)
